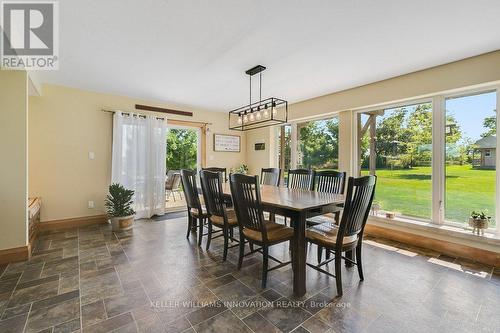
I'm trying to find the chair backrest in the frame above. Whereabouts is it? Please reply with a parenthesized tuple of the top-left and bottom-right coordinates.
(337, 176, 377, 242)
(200, 170, 226, 217)
(202, 167, 227, 182)
(180, 169, 201, 211)
(261, 168, 280, 186)
(230, 174, 267, 240)
(313, 170, 346, 194)
(287, 169, 314, 190)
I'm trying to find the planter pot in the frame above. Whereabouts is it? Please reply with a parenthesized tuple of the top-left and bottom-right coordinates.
(110, 215, 134, 231)
(468, 217, 489, 235)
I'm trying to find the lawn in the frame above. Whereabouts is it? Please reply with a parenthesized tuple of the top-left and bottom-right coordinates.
(362, 165, 496, 227)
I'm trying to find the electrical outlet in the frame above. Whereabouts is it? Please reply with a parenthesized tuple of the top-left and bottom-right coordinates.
(88, 201, 95, 209)
(88, 151, 95, 160)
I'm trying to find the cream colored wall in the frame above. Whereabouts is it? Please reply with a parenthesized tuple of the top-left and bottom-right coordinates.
(245, 127, 277, 176)
(29, 84, 246, 222)
(246, 50, 500, 175)
(0, 70, 28, 250)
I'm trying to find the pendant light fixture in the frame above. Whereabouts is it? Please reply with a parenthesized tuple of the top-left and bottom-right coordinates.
(229, 65, 288, 131)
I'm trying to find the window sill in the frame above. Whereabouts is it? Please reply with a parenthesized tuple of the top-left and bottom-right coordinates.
(367, 215, 500, 252)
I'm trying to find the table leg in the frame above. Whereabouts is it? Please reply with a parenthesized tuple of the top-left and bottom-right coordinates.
(292, 211, 307, 297)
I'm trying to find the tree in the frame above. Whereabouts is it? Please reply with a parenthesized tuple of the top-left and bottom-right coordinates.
(481, 113, 496, 137)
(298, 118, 339, 169)
(166, 129, 198, 170)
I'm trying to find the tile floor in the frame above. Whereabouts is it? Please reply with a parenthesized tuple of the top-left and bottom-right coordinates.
(0, 216, 499, 333)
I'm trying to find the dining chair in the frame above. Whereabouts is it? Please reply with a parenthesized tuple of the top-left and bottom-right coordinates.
(282, 168, 314, 226)
(260, 168, 280, 186)
(200, 170, 239, 261)
(286, 169, 314, 190)
(305, 175, 377, 296)
(230, 173, 294, 288)
(307, 170, 346, 226)
(202, 167, 227, 182)
(180, 169, 208, 246)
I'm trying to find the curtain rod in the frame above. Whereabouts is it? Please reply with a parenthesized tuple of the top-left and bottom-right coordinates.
(102, 108, 165, 121)
(101, 109, 212, 125)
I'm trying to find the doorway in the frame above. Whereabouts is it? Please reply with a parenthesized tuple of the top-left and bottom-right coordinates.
(165, 123, 202, 212)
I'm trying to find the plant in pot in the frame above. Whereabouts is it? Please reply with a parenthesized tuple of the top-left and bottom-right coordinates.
(469, 211, 490, 235)
(105, 183, 135, 231)
(231, 164, 249, 175)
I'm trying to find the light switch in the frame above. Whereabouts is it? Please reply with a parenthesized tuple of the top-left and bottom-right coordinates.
(88, 201, 95, 209)
(88, 152, 95, 160)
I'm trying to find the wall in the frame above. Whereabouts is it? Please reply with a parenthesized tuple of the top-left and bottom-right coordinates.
(0, 70, 28, 250)
(246, 50, 500, 175)
(245, 127, 277, 175)
(29, 84, 246, 222)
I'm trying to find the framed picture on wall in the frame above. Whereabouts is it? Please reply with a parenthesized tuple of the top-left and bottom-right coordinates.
(213, 134, 241, 152)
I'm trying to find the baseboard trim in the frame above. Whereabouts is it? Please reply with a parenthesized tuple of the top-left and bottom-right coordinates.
(38, 214, 108, 232)
(0, 246, 30, 265)
(364, 224, 500, 267)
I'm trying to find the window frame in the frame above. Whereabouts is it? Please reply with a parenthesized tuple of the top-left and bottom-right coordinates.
(351, 85, 500, 235)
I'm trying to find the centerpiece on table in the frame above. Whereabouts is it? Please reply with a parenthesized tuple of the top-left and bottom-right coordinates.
(105, 183, 135, 231)
(468, 211, 490, 235)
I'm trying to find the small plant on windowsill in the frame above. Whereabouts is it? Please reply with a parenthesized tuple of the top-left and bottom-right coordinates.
(105, 183, 135, 232)
(231, 164, 249, 175)
(469, 211, 490, 235)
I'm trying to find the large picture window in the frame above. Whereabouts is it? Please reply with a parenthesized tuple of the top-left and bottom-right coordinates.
(358, 102, 433, 220)
(445, 91, 497, 228)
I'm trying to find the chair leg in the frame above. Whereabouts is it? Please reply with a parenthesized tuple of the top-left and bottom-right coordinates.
(206, 222, 213, 251)
(317, 246, 323, 264)
(345, 250, 354, 267)
(326, 249, 331, 260)
(172, 191, 176, 202)
(261, 245, 269, 289)
(335, 251, 343, 296)
(356, 244, 364, 281)
(197, 218, 203, 246)
(249, 242, 254, 252)
(229, 227, 234, 240)
(186, 214, 192, 239)
(223, 227, 229, 261)
(238, 236, 245, 269)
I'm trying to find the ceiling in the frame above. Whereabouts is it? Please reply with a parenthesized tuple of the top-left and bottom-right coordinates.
(39, 0, 500, 112)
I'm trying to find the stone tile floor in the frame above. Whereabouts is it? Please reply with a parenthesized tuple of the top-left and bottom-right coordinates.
(0, 217, 499, 333)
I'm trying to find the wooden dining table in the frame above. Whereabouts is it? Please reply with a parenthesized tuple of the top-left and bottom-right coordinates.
(207, 183, 345, 297)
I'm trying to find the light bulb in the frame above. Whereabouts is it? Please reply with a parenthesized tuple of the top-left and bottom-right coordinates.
(249, 113, 255, 121)
(272, 106, 277, 115)
(263, 109, 269, 118)
(243, 115, 248, 123)
(237, 116, 242, 125)
(256, 111, 261, 120)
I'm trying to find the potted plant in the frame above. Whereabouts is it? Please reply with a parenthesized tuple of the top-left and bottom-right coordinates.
(469, 211, 490, 235)
(231, 164, 249, 175)
(105, 183, 135, 231)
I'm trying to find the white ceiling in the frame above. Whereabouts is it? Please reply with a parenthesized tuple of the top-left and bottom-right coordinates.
(39, 0, 500, 112)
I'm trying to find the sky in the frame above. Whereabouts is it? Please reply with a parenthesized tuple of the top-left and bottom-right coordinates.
(446, 91, 497, 141)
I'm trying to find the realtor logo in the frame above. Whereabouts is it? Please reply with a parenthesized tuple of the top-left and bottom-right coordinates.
(1, 1, 58, 70)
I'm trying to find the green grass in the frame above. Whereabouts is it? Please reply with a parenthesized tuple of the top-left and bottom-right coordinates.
(362, 165, 496, 226)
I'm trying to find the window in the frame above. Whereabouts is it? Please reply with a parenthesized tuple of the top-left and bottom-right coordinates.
(358, 102, 433, 220)
(297, 117, 339, 170)
(445, 91, 497, 228)
(278, 124, 292, 183)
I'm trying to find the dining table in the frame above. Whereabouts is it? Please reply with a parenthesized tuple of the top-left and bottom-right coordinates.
(203, 183, 345, 297)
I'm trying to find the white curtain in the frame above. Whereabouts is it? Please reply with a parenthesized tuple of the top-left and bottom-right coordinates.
(111, 112, 167, 219)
